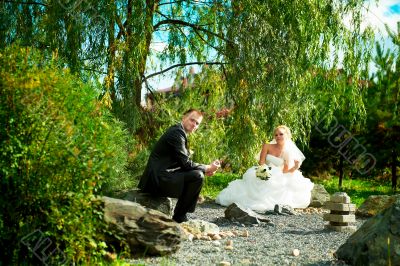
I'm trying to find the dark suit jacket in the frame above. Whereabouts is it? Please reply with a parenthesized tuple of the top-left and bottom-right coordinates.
(138, 123, 206, 196)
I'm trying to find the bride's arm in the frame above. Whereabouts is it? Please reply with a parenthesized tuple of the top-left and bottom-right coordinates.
(258, 143, 269, 165)
(282, 160, 300, 173)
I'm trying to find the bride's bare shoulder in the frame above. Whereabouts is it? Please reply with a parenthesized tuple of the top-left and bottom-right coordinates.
(267, 143, 278, 149)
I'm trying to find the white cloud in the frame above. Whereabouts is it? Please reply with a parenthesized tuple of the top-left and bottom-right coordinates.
(362, 0, 400, 36)
(150, 42, 167, 52)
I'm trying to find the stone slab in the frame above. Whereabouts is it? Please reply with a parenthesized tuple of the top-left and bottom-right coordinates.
(325, 224, 357, 233)
(325, 202, 356, 212)
(323, 213, 356, 223)
(330, 192, 351, 203)
(329, 221, 351, 226)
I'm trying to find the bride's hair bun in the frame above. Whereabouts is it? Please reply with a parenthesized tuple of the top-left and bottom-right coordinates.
(275, 125, 292, 140)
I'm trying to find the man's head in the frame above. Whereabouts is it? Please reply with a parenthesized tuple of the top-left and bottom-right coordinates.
(181, 109, 203, 134)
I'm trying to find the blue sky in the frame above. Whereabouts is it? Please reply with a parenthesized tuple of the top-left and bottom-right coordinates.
(360, 0, 400, 75)
(142, 1, 400, 103)
(389, 3, 400, 13)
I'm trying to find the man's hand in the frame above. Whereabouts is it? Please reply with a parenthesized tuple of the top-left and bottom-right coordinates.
(205, 160, 221, 176)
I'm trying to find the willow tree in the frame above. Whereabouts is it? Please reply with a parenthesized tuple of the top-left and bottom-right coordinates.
(0, 0, 227, 132)
(1, 1, 373, 165)
(220, 0, 374, 167)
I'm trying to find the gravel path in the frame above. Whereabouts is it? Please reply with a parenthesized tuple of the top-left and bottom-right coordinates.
(127, 201, 366, 265)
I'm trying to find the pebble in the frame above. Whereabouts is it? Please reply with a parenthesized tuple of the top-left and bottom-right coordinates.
(224, 245, 233, 250)
(212, 240, 221, 246)
(211, 234, 221, 240)
(292, 249, 300, 256)
(240, 258, 251, 264)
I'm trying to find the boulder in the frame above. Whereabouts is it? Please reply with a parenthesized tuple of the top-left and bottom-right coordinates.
(356, 194, 400, 217)
(274, 204, 297, 215)
(102, 196, 184, 255)
(180, 219, 220, 236)
(112, 188, 174, 216)
(224, 203, 270, 225)
(309, 184, 330, 207)
(335, 197, 400, 265)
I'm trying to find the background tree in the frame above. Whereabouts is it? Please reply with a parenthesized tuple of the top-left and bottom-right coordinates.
(301, 68, 370, 188)
(362, 23, 400, 191)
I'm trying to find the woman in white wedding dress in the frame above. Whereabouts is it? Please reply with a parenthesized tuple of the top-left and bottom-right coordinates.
(215, 125, 314, 212)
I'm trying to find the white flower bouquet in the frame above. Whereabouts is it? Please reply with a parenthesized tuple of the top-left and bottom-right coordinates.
(255, 164, 272, 180)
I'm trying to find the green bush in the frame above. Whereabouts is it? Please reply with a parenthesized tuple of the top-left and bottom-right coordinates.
(201, 172, 240, 199)
(0, 46, 129, 264)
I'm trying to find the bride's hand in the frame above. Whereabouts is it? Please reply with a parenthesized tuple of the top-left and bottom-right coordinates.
(283, 160, 300, 173)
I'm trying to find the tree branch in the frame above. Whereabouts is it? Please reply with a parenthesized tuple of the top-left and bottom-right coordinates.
(142, 74, 163, 107)
(158, 0, 183, 7)
(3, 0, 47, 6)
(143, 61, 227, 81)
(158, 0, 214, 7)
(192, 28, 223, 53)
(115, 14, 127, 39)
(155, 10, 223, 53)
(82, 68, 108, 75)
(153, 19, 232, 44)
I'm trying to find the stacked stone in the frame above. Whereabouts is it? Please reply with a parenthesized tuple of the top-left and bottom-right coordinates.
(323, 192, 357, 233)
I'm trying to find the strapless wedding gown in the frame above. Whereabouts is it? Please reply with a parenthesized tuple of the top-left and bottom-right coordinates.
(215, 154, 314, 212)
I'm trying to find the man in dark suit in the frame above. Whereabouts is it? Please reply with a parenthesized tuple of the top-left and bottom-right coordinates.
(138, 109, 220, 223)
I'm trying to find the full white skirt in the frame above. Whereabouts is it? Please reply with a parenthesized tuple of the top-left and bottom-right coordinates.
(215, 166, 314, 212)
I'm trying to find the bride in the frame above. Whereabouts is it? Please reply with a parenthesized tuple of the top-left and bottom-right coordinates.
(215, 125, 314, 212)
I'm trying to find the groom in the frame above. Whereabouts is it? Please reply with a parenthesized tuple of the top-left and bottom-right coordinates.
(138, 108, 220, 223)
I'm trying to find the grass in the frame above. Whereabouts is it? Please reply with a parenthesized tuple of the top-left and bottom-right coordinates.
(315, 176, 394, 207)
(201, 172, 395, 207)
(94, 253, 176, 266)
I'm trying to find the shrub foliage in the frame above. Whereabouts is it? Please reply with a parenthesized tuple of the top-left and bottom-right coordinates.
(0, 46, 129, 264)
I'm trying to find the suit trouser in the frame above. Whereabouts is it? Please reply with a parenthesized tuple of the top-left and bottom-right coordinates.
(158, 169, 204, 217)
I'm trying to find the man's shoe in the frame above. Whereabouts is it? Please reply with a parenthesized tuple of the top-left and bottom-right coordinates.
(173, 214, 189, 223)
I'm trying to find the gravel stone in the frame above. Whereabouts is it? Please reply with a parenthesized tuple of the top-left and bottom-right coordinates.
(126, 201, 366, 265)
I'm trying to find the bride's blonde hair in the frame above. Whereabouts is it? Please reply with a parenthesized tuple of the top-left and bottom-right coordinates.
(274, 125, 292, 140)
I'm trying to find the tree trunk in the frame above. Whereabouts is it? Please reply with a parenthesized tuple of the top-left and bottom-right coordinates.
(107, 0, 116, 101)
(392, 148, 397, 192)
(133, 0, 155, 108)
(64, 13, 80, 73)
(339, 155, 344, 189)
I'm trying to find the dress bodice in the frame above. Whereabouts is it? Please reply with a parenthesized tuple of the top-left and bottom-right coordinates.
(266, 154, 284, 167)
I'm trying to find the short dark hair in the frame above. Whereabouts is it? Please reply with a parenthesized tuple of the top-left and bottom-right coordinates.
(183, 108, 203, 117)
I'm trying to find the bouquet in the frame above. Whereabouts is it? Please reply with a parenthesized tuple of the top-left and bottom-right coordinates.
(256, 164, 272, 180)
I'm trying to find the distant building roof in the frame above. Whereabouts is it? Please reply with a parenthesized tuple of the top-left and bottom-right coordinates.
(157, 86, 173, 93)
